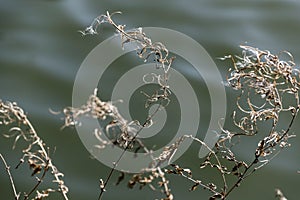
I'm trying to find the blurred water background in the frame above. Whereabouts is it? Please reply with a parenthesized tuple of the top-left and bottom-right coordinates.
(1, 0, 300, 199)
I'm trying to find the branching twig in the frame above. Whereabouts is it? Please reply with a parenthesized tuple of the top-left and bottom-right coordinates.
(0, 100, 69, 200)
(97, 103, 163, 200)
(65, 13, 299, 200)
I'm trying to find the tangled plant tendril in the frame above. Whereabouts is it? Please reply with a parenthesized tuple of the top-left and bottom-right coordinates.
(79, 11, 174, 108)
(227, 45, 300, 133)
(1, 11, 299, 200)
(74, 11, 176, 200)
(63, 13, 300, 200)
(216, 45, 299, 199)
(0, 100, 69, 200)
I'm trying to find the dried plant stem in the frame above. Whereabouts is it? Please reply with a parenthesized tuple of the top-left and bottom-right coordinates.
(74, 14, 299, 200)
(222, 160, 255, 199)
(24, 163, 48, 200)
(98, 104, 163, 200)
(223, 97, 299, 200)
(0, 100, 69, 199)
(185, 135, 227, 192)
(0, 153, 20, 200)
(157, 167, 172, 198)
(22, 112, 69, 200)
(78, 12, 175, 199)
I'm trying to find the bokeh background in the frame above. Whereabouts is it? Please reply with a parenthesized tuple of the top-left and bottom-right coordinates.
(1, 0, 300, 199)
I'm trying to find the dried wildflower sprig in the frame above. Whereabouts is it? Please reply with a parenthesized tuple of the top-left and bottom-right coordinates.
(124, 135, 232, 200)
(0, 100, 69, 200)
(160, 46, 299, 199)
(62, 89, 173, 199)
(114, 134, 228, 199)
(80, 11, 174, 108)
(218, 46, 299, 199)
(69, 12, 298, 200)
(126, 167, 173, 200)
(78, 12, 229, 198)
(160, 135, 228, 199)
(63, 89, 142, 150)
(225, 45, 299, 158)
(226, 45, 299, 133)
(76, 11, 178, 199)
(63, 88, 230, 199)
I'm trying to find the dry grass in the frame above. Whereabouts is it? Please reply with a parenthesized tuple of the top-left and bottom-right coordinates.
(1, 11, 298, 200)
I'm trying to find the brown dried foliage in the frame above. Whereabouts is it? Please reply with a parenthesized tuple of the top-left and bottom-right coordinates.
(75, 11, 176, 200)
(76, 12, 299, 199)
(71, 12, 299, 199)
(0, 101, 69, 200)
(1, 11, 298, 200)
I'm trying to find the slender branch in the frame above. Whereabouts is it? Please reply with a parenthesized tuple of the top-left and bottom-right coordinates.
(23, 113, 69, 200)
(223, 107, 298, 199)
(98, 104, 163, 200)
(0, 153, 20, 200)
(157, 167, 172, 198)
(0, 101, 69, 200)
(222, 160, 256, 199)
(24, 162, 49, 200)
(279, 107, 299, 141)
(185, 135, 228, 193)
